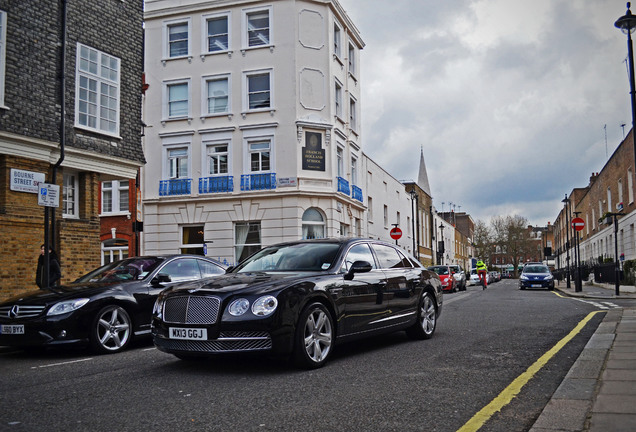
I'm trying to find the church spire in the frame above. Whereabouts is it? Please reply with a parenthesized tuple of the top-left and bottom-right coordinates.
(417, 146, 431, 196)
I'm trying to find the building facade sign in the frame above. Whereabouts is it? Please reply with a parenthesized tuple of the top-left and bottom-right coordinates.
(302, 132, 325, 171)
(10, 169, 45, 194)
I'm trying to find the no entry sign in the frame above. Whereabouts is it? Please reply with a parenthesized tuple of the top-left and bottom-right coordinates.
(571, 217, 585, 231)
(390, 227, 402, 240)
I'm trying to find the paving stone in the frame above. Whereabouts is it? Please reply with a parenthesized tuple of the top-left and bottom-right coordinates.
(589, 413, 636, 432)
(531, 399, 591, 431)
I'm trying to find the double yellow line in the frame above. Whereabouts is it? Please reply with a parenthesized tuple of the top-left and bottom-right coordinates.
(457, 310, 602, 432)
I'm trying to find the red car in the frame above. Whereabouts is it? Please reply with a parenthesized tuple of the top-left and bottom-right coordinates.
(427, 265, 456, 292)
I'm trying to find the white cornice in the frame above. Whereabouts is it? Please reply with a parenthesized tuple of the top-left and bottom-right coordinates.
(0, 131, 142, 179)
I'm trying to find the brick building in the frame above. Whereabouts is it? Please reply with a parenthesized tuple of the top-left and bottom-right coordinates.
(0, 0, 145, 299)
(554, 130, 636, 271)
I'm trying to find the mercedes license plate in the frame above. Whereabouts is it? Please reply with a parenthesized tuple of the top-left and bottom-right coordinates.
(169, 327, 207, 340)
(0, 324, 25, 335)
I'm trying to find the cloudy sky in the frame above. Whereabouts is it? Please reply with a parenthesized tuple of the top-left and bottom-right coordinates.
(339, 0, 631, 227)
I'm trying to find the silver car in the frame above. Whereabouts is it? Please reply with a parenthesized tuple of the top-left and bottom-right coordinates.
(449, 265, 466, 291)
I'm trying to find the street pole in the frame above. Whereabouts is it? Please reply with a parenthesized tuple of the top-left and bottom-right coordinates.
(614, 214, 620, 295)
(616, 3, 636, 207)
(562, 195, 571, 288)
(573, 211, 582, 292)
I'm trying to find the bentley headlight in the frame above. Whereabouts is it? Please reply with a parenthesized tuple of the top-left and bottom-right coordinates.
(252, 296, 278, 316)
(47, 298, 89, 316)
(229, 298, 250, 316)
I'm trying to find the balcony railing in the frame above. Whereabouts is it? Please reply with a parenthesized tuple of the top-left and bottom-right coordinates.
(240, 173, 277, 191)
(352, 185, 363, 202)
(337, 176, 350, 195)
(199, 176, 234, 194)
(159, 178, 191, 196)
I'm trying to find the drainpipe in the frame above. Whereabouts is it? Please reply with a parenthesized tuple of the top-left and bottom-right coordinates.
(51, 0, 67, 250)
(44, 0, 67, 289)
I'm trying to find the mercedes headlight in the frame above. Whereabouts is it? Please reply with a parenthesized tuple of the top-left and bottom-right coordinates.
(47, 298, 89, 316)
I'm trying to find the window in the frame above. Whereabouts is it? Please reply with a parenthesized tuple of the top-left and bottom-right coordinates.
(372, 244, 406, 269)
(607, 187, 612, 213)
(349, 97, 357, 131)
(203, 75, 229, 114)
(244, 7, 271, 47)
(341, 243, 376, 273)
(368, 196, 373, 222)
(333, 22, 342, 58)
(383, 205, 388, 227)
(101, 180, 129, 214)
(165, 20, 190, 58)
(337, 147, 344, 177)
(161, 258, 201, 281)
(302, 208, 325, 240)
(245, 71, 271, 110)
(207, 143, 229, 175)
(63, 172, 79, 218)
(75, 43, 120, 135)
(248, 140, 271, 172)
(164, 80, 190, 119)
(0, 10, 6, 107)
(629, 169, 634, 204)
(204, 13, 230, 53)
(235, 222, 261, 263)
(351, 156, 358, 185)
(334, 80, 343, 118)
(348, 42, 356, 75)
(167, 147, 189, 179)
(101, 239, 128, 265)
(618, 178, 624, 207)
(181, 226, 204, 255)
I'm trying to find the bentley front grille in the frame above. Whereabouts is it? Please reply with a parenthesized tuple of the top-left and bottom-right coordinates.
(163, 295, 221, 325)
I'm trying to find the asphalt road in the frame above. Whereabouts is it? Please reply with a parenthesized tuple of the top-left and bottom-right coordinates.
(1, 279, 625, 432)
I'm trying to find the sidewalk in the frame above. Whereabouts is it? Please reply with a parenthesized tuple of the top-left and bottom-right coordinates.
(529, 281, 636, 432)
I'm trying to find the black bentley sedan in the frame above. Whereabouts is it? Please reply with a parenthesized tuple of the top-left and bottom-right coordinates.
(152, 238, 443, 369)
(0, 255, 226, 353)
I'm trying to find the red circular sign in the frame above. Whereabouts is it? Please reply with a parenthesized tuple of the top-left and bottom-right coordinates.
(390, 227, 402, 240)
(571, 217, 585, 231)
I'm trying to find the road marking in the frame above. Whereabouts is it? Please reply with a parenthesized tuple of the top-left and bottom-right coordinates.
(552, 291, 621, 309)
(456, 311, 602, 432)
(31, 358, 93, 369)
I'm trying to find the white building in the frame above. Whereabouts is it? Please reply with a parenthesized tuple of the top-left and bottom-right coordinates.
(142, 0, 368, 265)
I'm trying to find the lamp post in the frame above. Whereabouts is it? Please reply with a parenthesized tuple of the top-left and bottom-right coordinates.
(615, 2, 636, 177)
(409, 189, 419, 259)
(438, 223, 445, 265)
(562, 195, 571, 288)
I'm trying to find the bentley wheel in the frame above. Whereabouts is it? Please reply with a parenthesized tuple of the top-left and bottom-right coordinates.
(90, 305, 132, 354)
(293, 302, 334, 369)
(406, 291, 437, 340)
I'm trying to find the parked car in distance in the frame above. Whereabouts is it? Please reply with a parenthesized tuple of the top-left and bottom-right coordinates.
(519, 264, 554, 290)
(469, 269, 481, 286)
(427, 265, 456, 292)
(449, 265, 466, 291)
(0, 255, 227, 354)
(152, 238, 443, 369)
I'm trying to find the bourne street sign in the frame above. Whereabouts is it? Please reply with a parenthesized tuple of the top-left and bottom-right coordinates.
(38, 183, 60, 208)
(571, 217, 585, 231)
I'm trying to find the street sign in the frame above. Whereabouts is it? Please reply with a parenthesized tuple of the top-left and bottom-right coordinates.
(571, 217, 585, 231)
(390, 227, 402, 240)
(37, 183, 60, 208)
